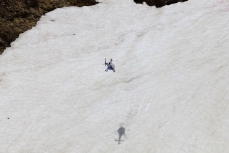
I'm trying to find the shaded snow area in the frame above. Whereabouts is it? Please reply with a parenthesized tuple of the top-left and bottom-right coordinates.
(1, 0, 229, 152)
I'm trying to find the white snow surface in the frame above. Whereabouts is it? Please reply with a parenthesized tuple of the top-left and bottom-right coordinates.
(1, 0, 229, 152)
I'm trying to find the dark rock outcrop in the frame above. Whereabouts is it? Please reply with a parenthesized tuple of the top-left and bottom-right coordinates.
(0, 0, 98, 54)
(134, 0, 188, 7)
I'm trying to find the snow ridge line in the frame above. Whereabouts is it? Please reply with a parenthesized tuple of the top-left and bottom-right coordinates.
(145, 86, 157, 112)
(137, 89, 149, 115)
(137, 86, 157, 115)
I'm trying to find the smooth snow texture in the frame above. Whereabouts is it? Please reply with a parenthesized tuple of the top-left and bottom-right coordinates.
(1, 0, 229, 152)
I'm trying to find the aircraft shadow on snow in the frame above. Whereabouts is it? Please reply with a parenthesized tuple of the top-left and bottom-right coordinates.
(115, 127, 125, 145)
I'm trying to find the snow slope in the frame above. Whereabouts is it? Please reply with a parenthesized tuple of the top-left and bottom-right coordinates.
(0, 0, 229, 152)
